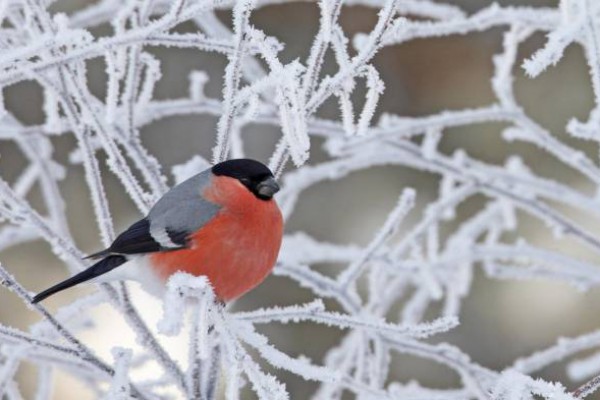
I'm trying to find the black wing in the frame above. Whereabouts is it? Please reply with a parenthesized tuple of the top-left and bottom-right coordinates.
(86, 218, 190, 259)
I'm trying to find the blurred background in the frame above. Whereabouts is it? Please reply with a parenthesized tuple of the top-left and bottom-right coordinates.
(5, 0, 600, 398)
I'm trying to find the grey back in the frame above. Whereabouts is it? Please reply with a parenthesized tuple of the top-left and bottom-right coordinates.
(148, 170, 221, 235)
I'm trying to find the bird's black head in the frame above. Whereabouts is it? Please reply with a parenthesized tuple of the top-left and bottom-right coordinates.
(212, 159, 280, 200)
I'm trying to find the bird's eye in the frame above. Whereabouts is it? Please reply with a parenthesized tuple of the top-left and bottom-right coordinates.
(239, 178, 251, 186)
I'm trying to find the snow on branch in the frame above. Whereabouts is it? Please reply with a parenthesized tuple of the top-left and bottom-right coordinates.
(0, 0, 600, 398)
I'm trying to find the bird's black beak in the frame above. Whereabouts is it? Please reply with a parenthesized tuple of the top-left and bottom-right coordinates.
(256, 177, 280, 199)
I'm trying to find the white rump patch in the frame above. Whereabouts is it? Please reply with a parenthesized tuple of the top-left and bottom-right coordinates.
(93, 256, 165, 298)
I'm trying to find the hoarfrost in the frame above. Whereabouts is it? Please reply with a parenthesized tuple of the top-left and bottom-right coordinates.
(0, 0, 598, 398)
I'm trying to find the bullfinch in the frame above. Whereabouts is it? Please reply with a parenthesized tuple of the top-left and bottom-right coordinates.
(32, 159, 283, 303)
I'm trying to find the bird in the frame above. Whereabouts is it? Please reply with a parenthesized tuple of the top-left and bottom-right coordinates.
(32, 158, 283, 303)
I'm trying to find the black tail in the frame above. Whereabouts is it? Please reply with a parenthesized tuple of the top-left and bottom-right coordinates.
(32, 255, 127, 303)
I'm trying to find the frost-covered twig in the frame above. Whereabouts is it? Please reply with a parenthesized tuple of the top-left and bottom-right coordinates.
(0, 265, 150, 399)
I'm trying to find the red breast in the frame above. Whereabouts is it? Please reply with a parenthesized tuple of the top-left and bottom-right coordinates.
(149, 175, 283, 301)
